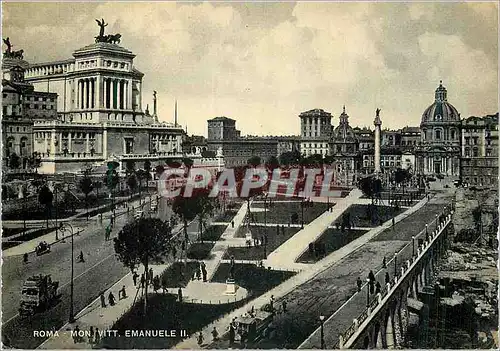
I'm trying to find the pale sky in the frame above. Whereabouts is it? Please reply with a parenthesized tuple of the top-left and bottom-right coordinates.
(2, 1, 498, 137)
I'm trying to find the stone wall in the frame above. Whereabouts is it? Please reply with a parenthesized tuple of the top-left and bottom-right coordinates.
(452, 188, 498, 237)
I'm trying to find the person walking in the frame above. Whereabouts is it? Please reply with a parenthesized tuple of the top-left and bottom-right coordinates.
(23, 253, 29, 264)
(282, 300, 287, 313)
(108, 291, 116, 306)
(178, 287, 183, 303)
(94, 328, 101, 345)
(357, 277, 362, 292)
(161, 277, 168, 294)
(132, 271, 138, 286)
(100, 292, 106, 308)
(229, 323, 235, 346)
(375, 281, 381, 295)
(140, 273, 145, 288)
(120, 285, 127, 299)
(385, 272, 390, 285)
(148, 267, 154, 285)
(78, 251, 85, 263)
(197, 332, 204, 346)
(368, 270, 375, 282)
(231, 220, 234, 228)
(72, 325, 80, 343)
(211, 326, 219, 341)
(382, 256, 386, 268)
(89, 326, 94, 345)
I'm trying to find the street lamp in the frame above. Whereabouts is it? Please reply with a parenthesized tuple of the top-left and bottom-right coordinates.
(435, 214, 439, 230)
(394, 252, 397, 277)
(319, 315, 325, 349)
(61, 223, 76, 323)
(412, 235, 415, 256)
(301, 199, 305, 229)
(366, 278, 370, 308)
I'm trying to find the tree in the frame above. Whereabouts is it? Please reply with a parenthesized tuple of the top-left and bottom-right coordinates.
(279, 150, 301, 167)
(125, 160, 136, 176)
(9, 153, 21, 170)
(394, 168, 411, 194)
(192, 188, 215, 242)
(28, 152, 42, 173)
(79, 173, 94, 220)
(247, 156, 261, 168)
(357, 176, 383, 224)
(144, 160, 152, 174)
(105, 161, 120, 216)
(155, 164, 165, 178)
(265, 155, 280, 172)
(114, 217, 173, 315)
(38, 185, 54, 228)
(172, 188, 199, 245)
(127, 175, 138, 199)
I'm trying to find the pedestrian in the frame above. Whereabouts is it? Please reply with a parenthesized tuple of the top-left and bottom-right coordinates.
(197, 332, 204, 346)
(356, 277, 362, 292)
(282, 300, 287, 313)
(140, 273, 145, 288)
(229, 323, 235, 346)
(73, 325, 80, 343)
(120, 285, 127, 299)
(161, 277, 168, 294)
(211, 326, 219, 341)
(196, 265, 201, 280)
(231, 220, 234, 228)
(94, 328, 101, 344)
(132, 271, 138, 286)
(178, 287, 183, 302)
(369, 280, 375, 294)
(89, 326, 94, 344)
(260, 236, 265, 247)
(382, 256, 386, 269)
(277, 224, 280, 234)
(153, 275, 161, 293)
(23, 253, 29, 264)
(368, 270, 375, 283)
(108, 291, 115, 306)
(100, 292, 106, 307)
(385, 272, 390, 285)
(375, 281, 381, 294)
(78, 250, 85, 262)
(392, 217, 395, 228)
(149, 268, 154, 284)
(282, 225, 285, 234)
(270, 295, 274, 312)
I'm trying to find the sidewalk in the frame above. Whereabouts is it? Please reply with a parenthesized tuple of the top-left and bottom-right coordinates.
(37, 202, 247, 350)
(38, 263, 170, 350)
(264, 188, 364, 269)
(3, 194, 156, 257)
(173, 191, 433, 349)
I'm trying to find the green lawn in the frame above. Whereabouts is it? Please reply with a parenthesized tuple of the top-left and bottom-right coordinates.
(200, 225, 226, 241)
(159, 261, 200, 288)
(213, 210, 238, 223)
(333, 204, 407, 228)
(251, 201, 328, 224)
(225, 225, 301, 260)
(296, 228, 369, 263)
(186, 242, 216, 260)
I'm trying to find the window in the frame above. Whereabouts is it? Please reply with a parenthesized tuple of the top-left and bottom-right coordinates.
(486, 149, 492, 157)
(451, 130, 455, 139)
(473, 148, 479, 157)
(465, 148, 470, 157)
(435, 130, 441, 140)
(465, 137, 470, 145)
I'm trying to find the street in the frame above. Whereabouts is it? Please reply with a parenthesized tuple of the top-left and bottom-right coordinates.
(1, 194, 202, 349)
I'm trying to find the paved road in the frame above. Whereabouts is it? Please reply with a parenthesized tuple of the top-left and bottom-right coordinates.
(208, 190, 453, 349)
(1, 194, 203, 349)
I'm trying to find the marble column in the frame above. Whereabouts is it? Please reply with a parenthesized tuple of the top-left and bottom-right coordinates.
(86, 133, 90, 153)
(104, 78, 108, 109)
(103, 129, 108, 158)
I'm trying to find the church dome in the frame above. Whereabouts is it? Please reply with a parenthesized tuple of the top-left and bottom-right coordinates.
(420, 81, 460, 125)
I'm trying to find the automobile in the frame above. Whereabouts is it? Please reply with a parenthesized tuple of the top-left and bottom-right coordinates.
(426, 176, 436, 182)
(453, 180, 461, 187)
(435, 174, 445, 180)
(35, 241, 51, 256)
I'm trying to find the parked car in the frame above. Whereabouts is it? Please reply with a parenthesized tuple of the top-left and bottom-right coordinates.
(436, 174, 444, 180)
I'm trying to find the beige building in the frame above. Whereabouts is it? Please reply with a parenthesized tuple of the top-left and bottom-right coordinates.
(11, 28, 187, 174)
(415, 81, 461, 176)
(460, 114, 498, 188)
(207, 116, 300, 167)
(299, 108, 332, 157)
(2, 56, 58, 169)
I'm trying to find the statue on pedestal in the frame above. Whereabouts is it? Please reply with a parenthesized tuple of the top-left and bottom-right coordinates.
(94, 19, 121, 44)
(3, 37, 24, 59)
(376, 108, 381, 117)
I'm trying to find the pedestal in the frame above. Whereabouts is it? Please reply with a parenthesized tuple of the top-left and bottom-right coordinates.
(225, 278, 237, 295)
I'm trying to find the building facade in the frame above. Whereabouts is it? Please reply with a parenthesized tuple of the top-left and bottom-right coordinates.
(206, 116, 300, 168)
(299, 108, 332, 156)
(2, 56, 58, 169)
(460, 114, 498, 187)
(329, 106, 359, 185)
(415, 81, 461, 176)
(3, 27, 189, 174)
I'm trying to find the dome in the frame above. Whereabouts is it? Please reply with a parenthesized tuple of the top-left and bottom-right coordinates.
(332, 106, 357, 142)
(421, 81, 460, 125)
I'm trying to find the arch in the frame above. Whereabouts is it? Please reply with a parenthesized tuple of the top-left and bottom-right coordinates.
(384, 308, 395, 349)
(19, 136, 29, 157)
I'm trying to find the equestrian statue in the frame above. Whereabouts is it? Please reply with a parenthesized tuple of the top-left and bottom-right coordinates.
(94, 19, 121, 44)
